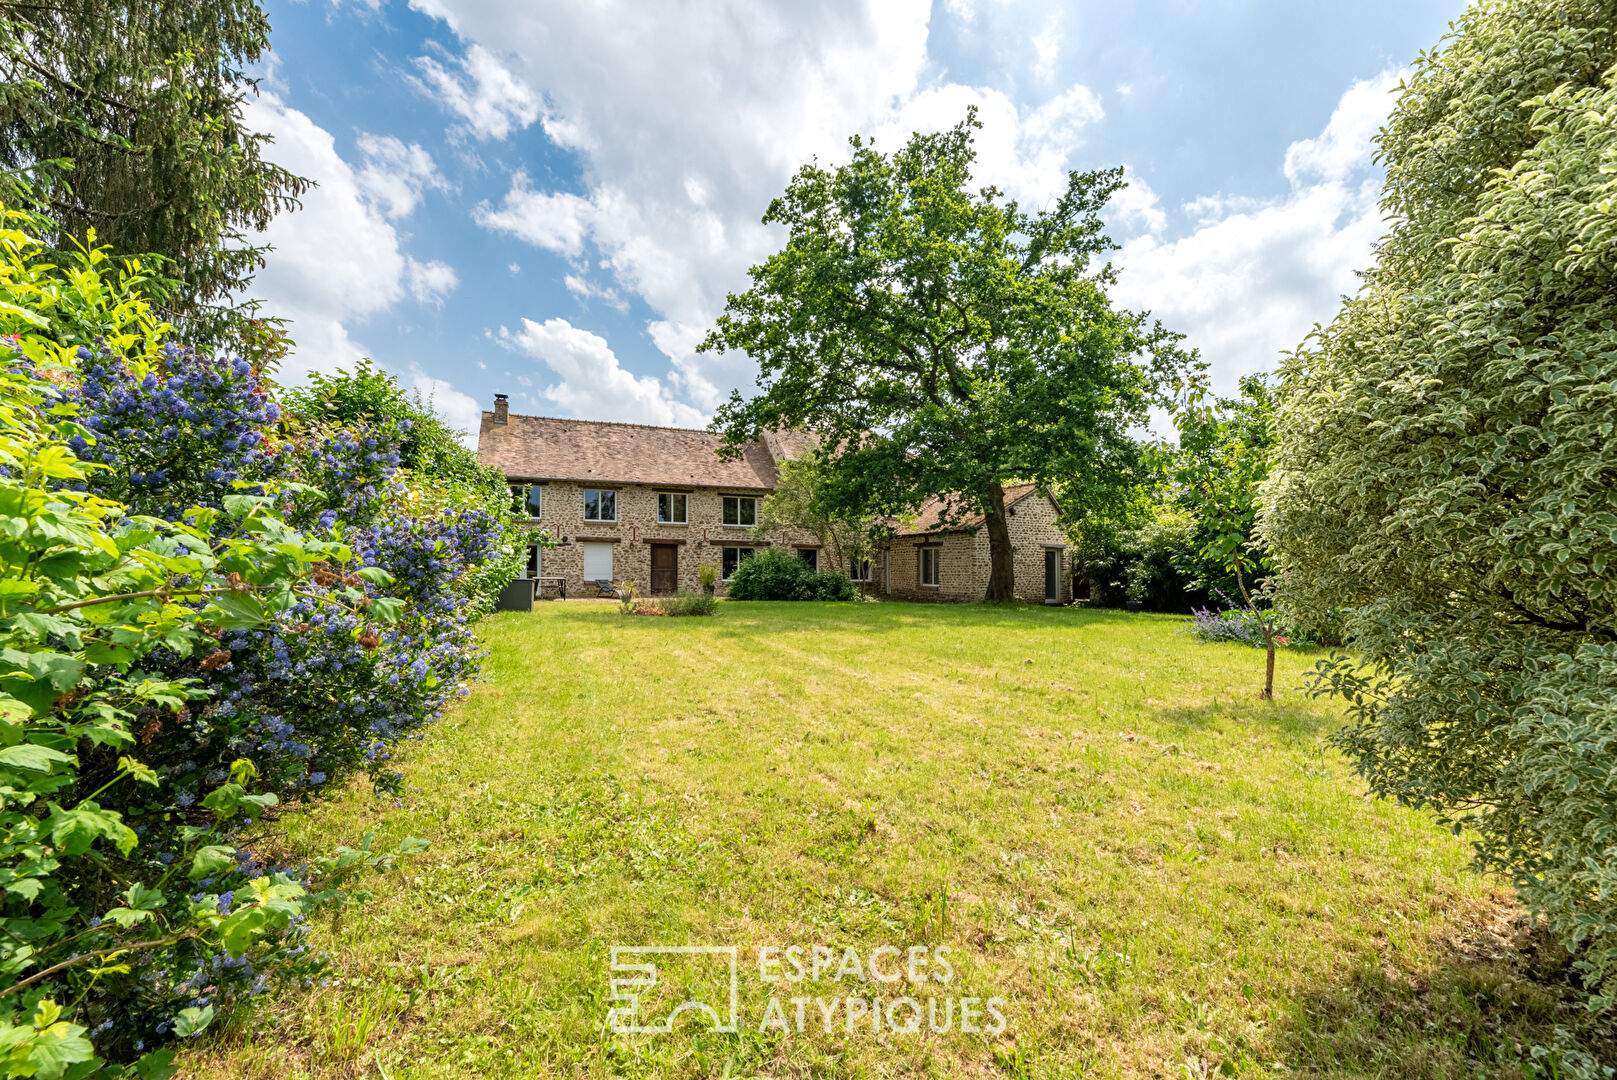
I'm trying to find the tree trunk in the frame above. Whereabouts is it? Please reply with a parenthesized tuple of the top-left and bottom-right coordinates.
(1263, 639, 1275, 699)
(982, 483, 1015, 602)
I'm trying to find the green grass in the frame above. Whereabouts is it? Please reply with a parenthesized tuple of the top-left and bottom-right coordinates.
(182, 603, 1592, 1079)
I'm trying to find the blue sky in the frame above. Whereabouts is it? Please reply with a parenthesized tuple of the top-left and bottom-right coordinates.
(249, 0, 1466, 440)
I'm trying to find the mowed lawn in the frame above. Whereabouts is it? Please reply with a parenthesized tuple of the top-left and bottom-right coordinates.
(182, 603, 1570, 1079)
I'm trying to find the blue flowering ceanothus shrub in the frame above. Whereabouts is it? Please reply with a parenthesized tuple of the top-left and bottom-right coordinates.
(69, 342, 280, 517)
(0, 198, 532, 1073)
(55, 312, 526, 1067)
(0, 204, 434, 1077)
(278, 421, 405, 531)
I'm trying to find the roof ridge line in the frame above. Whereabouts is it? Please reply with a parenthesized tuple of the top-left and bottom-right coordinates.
(482, 410, 721, 437)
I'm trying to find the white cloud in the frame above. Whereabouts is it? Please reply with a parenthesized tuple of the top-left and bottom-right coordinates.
(496, 317, 705, 427)
(240, 92, 472, 434)
(410, 42, 541, 141)
(410, 371, 483, 448)
(429, 0, 1118, 416)
(1112, 70, 1403, 393)
(354, 133, 447, 219)
(1108, 166, 1166, 236)
(472, 174, 596, 257)
(563, 273, 628, 312)
(1284, 71, 1402, 184)
(1031, 16, 1060, 83)
(406, 257, 459, 305)
(240, 93, 407, 375)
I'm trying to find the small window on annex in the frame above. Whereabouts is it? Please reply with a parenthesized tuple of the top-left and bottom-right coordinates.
(919, 546, 940, 587)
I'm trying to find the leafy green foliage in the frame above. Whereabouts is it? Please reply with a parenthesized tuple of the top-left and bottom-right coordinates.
(1174, 375, 1283, 695)
(282, 362, 496, 493)
(704, 109, 1198, 601)
(1171, 377, 1275, 595)
(1262, 0, 1617, 1013)
(0, 204, 433, 1074)
(754, 453, 877, 578)
(0, 3, 309, 356)
(1070, 500, 1202, 612)
(725, 549, 854, 602)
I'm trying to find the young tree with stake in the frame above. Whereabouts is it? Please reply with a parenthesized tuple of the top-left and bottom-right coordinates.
(1177, 381, 1280, 697)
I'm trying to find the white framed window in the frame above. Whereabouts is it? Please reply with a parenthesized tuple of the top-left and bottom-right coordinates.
(657, 492, 688, 524)
(721, 547, 754, 579)
(850, 557, 871, 582)
(919, 546, 940, 587)
(721, 495, 757, 527)
(509, 485, 525, 513)
(583, 488, 617, 522)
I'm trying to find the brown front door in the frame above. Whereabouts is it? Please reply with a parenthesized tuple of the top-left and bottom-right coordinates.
(649, 543, 678, 595)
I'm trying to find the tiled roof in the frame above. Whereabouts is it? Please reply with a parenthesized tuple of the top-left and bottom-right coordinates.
(764, 429, 820, 462)
(894, 483, 1042, 536)
(477, 412, 779, 489)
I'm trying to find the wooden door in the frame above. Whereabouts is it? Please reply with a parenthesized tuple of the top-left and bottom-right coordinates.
(650, 543, 678, 595)
(1044, 549, 1059, 602)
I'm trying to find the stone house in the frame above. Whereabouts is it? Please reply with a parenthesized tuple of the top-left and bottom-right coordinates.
(477, 395, 1073, 603)
(884, 485, 1075, 603)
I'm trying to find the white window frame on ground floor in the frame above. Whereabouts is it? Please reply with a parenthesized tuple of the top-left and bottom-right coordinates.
(919, 546, 940, 588)
(721, 546, 754, 579)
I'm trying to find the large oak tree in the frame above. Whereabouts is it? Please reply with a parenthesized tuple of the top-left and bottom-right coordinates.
(703, 111, 1196, 601)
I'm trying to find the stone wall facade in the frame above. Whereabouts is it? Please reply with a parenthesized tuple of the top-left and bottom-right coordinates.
(883, 490, 1072, 603)
(513, 480, 824, 597)
(507, 478, 1070, 604)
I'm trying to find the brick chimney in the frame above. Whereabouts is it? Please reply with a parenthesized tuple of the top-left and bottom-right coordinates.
(493, 393, 509, 425)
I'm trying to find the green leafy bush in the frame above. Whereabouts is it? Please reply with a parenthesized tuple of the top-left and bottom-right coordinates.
(0, 207, 425, 1077)
(725, 549, 853, 601)
(279, 364, 529, 615)
(1071, 503, 1202, 611)
(1263, 0, 1617, 1016)
(809, 571, 856, 602)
